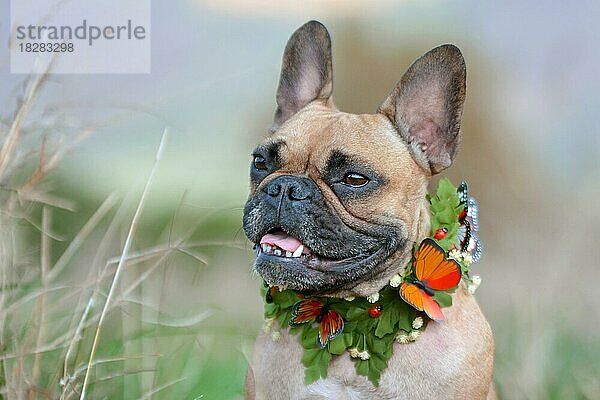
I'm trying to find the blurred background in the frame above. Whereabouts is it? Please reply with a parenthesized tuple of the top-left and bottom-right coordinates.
(0, 1, 599, 399)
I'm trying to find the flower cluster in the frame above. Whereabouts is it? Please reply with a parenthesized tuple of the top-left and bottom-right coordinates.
(448, 248, 473, 267)
(396, 329, 421, 344)
(348, 348, 371, 360)
(389, 274, 402, 288)
(395, 318, 424, 344)
(412, 316, 424, 330)
(366, 292, 380, 303)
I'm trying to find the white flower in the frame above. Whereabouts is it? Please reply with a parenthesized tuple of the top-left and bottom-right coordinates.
(412, 316, 424, 330)
(396, 333, 410, 344)
(271, 330, 282, 342)
(344, 296, 356, 302)
(462, 252, 473, 267)
(348, 348, 360, 358)
(262, 317, 275, 333)
(358, 350, 371, 360)
(389, 274, 402, 288)
(408, 330, 420, 341)
(366, 292, 380, 303)
(449, 248, 462, 261)
(468, 275, 482, 294)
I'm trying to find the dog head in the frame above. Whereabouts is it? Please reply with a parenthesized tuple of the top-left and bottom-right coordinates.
(243, 21, 466, 296)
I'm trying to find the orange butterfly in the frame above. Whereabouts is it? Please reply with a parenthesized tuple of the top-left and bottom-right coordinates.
(289, 299, 344, 348)
(400, 238, 461, 321)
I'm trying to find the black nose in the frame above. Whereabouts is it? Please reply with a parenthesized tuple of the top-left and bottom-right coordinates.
(263, 175, 315, 201)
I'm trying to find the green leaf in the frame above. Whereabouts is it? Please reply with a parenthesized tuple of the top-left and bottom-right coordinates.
(289, 323, 306, 336)
(300, 325, 318, 348)
(350, 333, 396, 386)
(355, 358, 369, 375)
(304, 366, 321, 384)
(433, 291, 453, 308)
(346, 306, 368, 321)
(328, 334, 347, 355)
(272, 289, 299, 309)
(436, 207, 453, 223)
(436, 178, 460, 204)
(277, 308, 294, 327)
(374, 310, 393, 338)
(428, 179, 461, 251)
(355, 317, 378, 333)
(398, 319, 411, 332)
(264, 303, 279, 319)
(370, 353, 388, 372)
(303, 348, 332, 383)
(302, 348, 322, 365)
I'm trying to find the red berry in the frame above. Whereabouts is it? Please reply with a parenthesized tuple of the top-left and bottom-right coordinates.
(434, 227, 448, 240)
(369, 305, 383, 318)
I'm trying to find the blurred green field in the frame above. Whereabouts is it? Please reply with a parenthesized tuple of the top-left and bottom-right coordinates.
(2, 2, 600, 399)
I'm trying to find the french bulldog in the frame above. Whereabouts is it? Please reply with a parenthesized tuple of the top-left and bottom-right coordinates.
(242, 20, 495, 400)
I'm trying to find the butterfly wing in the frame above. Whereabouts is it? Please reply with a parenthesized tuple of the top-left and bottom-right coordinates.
(317, 310, 344, 348)
(466, 197, 479, 231)
(468, 233, 483, 262)
(400, 282, 424, 311)
(457, 219, 472, 252)
(457, 224, 467, 244)
(458, 181, 469, 204)
(289, 299, 323, 325)
(414, 238, 461, 291)
(400, 282, 445, 321)
(456, 182, 483, 263)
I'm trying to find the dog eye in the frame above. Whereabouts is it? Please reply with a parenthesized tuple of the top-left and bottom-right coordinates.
(253, 155, 268, 171)
(342, 172, 369, 187)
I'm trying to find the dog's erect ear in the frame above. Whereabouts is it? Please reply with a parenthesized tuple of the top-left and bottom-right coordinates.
(272, 20, 333, 132)
(379, 45, 466, 174)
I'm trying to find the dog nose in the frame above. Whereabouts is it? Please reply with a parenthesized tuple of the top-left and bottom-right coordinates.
(263, 175, 314, 201)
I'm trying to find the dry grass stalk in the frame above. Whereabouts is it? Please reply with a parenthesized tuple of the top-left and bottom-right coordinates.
(28, 207, 51, 399)
(79, 128, 168, 400)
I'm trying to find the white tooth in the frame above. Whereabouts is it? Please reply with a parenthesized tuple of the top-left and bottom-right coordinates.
(292, 245, 304, 258)
(274, 249, 282, 256)
(285, 251, 292, 257)
(261, 244, 268, 252)
(265, 245, 272, 253)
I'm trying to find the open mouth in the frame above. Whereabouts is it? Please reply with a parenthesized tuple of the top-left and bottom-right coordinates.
(258, 230, 311, 258)
(249, 224, 403, 292)
(254, 228, 380, 275)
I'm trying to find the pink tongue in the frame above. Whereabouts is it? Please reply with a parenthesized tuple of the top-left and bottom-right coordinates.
(260, 232, 303, 252)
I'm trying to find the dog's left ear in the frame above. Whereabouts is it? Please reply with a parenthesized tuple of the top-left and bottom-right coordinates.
(271, 20, 334, 132)
(379, 44, 466, 174)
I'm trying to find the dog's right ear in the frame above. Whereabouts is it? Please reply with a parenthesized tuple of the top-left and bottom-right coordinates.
(379, 45, 466, 175)
(271, 20, 333, 132)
